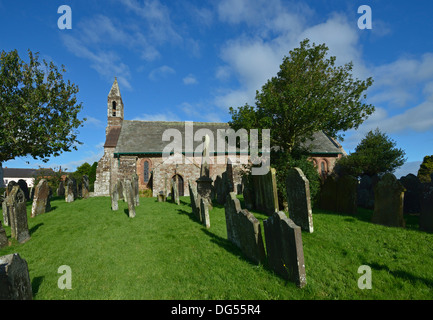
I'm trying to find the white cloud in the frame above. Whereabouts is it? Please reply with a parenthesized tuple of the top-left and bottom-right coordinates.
(148, 65, 176, 81)
(183, 74, 198, 85)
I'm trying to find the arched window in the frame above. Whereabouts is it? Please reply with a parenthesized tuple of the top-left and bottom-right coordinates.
(143, 160, 149, 183)
(112, 101, 117, 117)
(321, 161, 327, 177)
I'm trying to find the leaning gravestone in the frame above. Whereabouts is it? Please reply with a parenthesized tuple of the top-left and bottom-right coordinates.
(31, 179, 51, 218)
(399, 173, 422, 214)
(263, 211, 307, 288)
(82, 175, 90, 199)
(172, 179, 180, 205)
(65, 178, 75, 203)
(117, 179, 124, 201)
(286, 167, 313, 233)
(111, 182, 119, 211)
(336, 175, 358, 215)
(200, 197, 210, 229)
(125, 180, 136, 218)
(188, 180, 200, 221)
(224, 192, 266, 264)
(251, 167, 279, 215)
(419, 178, 433, 233)
(7, 186, 31, 243)
(372, 173, 406, 228)
(0, 221, 8, 248)
(0, 253, 33, 300)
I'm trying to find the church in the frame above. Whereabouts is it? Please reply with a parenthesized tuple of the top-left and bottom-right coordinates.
(93, 78, 347, 197)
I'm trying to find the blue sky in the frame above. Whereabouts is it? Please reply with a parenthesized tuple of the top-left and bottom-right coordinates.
(1, 0, 433, 178)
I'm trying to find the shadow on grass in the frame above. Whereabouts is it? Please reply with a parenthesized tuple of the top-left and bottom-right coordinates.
(32, 276, 44, 297)
(369, 262, 433, 287)
(29, 223, 44, 235)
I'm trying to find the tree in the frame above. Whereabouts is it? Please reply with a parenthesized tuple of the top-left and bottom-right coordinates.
(229, 39, 375, 154)
(417, 155, 433, 183)
(335, 128, 406, 177)
(75, 162, 91, 176)
(0, 49, 85, 164)
(228, 39, 374, 206)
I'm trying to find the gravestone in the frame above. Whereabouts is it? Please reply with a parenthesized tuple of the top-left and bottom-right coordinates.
(7, 186, 31, 243)
(122, 179, 128, 202)
(82, 175, 90, 199)
(0, 221, 8, 248)
(31, 179, 51, 218)
(250, 167, 279, 215)
(263, 211, 307, 288)
(117, 179, 124, 201)
(286, 167, 313, 233)
(157, 192, 166, 202)
(242, 175, 254, 210)
(65, 178, 75, 203)
(399, 173, 422, 214)
(0, 253, 33, 300)
(336, 175, 358, 215)
(200, 197, 210, 229)
(125, 180, 136, 218)
(111, 182, 119, 211)
(196, 134, 213, 206)
(2, 196, 9, 226)
(172, 179, 180, 205)
(188, 180, 200, 221)
(57, 181, 65, 197)
(357, 175, 375, 209)
(224, 192, 266, 264)
(7, 181, 18, 197)
(372, 173, 406, 228)
(17, 180, 29, 200)
(319, 175, 337, 211)
(132, 174, 140, 206)
(419, 179, 433, 233)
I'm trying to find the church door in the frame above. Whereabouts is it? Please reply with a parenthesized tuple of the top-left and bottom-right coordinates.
(172, 174, 184, 196)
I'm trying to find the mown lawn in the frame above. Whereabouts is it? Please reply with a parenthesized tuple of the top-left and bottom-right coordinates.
(1, 195, 432, 300)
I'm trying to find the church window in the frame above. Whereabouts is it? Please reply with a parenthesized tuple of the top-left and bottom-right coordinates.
(143, 160, 149, 183)
(112, 101, 117, 117)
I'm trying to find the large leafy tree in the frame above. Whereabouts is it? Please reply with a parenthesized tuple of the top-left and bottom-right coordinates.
(335, 128, 406, 177)
(0, 49, 85, 164)
(229, 39, 375, 154)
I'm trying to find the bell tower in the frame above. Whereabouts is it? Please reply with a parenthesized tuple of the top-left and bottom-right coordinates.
(106, 77, 124, 134)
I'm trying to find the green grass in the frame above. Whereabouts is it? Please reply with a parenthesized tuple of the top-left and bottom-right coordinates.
(1, 195, 433, 300)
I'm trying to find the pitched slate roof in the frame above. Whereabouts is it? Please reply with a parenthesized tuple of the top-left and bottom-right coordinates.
(112, 120, 345, 155)
(104, 126, 122, 148)
(3, 168, 37, 178)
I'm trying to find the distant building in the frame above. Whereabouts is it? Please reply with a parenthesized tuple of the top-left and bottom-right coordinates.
(1, 167, 37, 188)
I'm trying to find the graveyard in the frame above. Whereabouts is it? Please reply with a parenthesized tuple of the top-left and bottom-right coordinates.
(1, 188, 432, 300)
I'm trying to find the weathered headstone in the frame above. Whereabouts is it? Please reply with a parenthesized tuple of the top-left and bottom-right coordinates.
(0, 221, 8, 248)
(132, 174, 140, 206)
(196, 134, 213, 206)
(82, 175, 90, 199)
(17, 180, 29, 200)
(31, 179, 51, 218)
(157, 192, 166, 202)
(372, 173, 406, 228)
(250, 167, 279, 215)
(224, 192, 266, 264)
(65, 178, 75, 203)
(2, 196, 9, 226)
(117, 179, 124, 201)
(263, 211, 307, 288)
(125, 180, 136, 218)
(419, 180, 433, 233)
(242, 175, 254, 210)
(6, 181, 18, 197)
(111, 181, 119, 211)
(200, 197, 210, 229)
(286, 167, 313, 233)
(188, 180, 200, 221)
(172, 179, 180, 205)
(399, 173, 422, 214)
(7, 186, 31, 243)
(0, 253, 33, 300)
(336, 175, 358, 215)
(57, 181, 65, 197)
